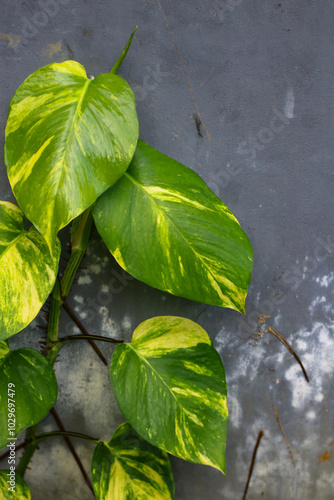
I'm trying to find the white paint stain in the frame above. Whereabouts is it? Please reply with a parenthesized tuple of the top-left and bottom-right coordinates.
(306, 410, 316, 420)
(121, 315, 132, 330)
(285, 319, 334, 409)
(284, 88, 295, 119)
(296, 339, 307, 351)
(315, 272, 334, 288)
(89, 264, 101, 274)
(309, 296, 332, 315)
(78, 275, 92, 285)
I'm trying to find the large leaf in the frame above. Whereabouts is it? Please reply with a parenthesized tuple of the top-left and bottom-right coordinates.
(110, 317, 228, 473)
(0, 202, 60, 340)
(93, 141, 253, 313)
(5, 58, 139, 250)
(91, 422, 174, 500)
(0, 343, 58, 449)
(0, 470, 31, 499)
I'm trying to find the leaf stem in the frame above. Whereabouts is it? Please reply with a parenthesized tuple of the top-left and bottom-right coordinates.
(61, 209, 93, 299)
(61, 333, 124, 345)
(17, 210, 97, 479)
(16, 426, 38, 477)
(110, 26, 138, 74)
(46, 277, 62, 347)
(34, 431, 99, 445)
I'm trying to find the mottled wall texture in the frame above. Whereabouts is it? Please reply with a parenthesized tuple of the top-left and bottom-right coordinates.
(1, 1, 333, 499)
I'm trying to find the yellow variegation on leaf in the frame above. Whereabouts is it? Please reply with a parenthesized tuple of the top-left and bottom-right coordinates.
(5, 46, 139, 250)
(93, 141, 253, 313)
(0, 201, 60, 340)
(110, 317, 228, 473)
(0, 470, 31, 499)
(91, 422, 174, 500)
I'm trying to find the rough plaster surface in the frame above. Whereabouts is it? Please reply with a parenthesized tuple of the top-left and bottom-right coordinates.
(0, 1, 333, 498)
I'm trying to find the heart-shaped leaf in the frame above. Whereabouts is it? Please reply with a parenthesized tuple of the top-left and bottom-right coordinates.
(5, 55, 139, 249)
(110, 317, 228, 473)
(0, 343, 58, 449)
(0, 470, 31, 499)
(91, 422, 174, 500)
(93, 141, 253, 313)
(0, 202, 60, 340)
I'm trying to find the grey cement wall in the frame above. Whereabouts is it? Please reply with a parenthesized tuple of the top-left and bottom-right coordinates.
(0, 1, 333, 499)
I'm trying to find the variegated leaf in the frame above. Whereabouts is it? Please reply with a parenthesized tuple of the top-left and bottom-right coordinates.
(0, 470, 31, 499)
(5, 57, 139, 250)
(0, 345, 57, 450)
(0, 202, 60, 340)
(91, 422, 174, 500)
(93, 141, 253, 313)
(110, 317, 228, 473)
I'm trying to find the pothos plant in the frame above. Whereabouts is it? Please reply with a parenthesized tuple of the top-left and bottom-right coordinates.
(0, 28, 253, 499)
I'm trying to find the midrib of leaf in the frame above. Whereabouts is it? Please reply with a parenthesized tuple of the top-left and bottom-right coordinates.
(49, 78, 91, 219)
(126, 342, 184, 412)
(124, 172, 236, 306)
(105, 446, 155, 499)
(0, 229, 26, 260)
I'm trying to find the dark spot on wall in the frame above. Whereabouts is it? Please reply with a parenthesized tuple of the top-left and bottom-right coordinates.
(81, 28, 92, 37)
(193, 114, 203, 138)
(65, 42, 74, 59)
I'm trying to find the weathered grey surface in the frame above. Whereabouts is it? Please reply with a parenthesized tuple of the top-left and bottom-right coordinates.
(0, 0, 333, 498)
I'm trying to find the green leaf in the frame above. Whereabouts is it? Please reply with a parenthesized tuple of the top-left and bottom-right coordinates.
(5, 58, 139, 250)
(110, 317, 228, 473)
(93, 141, 253, 313)
(91, 422, 174, 500)
(0, 347, 58, 450)
(0, 202, 60, 340)
(0, 470, 31, 499)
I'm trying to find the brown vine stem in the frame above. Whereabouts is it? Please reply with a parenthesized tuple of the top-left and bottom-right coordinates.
(50, 407, 95, 493)
(265, 326, 310, 382)
(62, 301, 109, 365)
(155, 0, 212, 148)
(242, 429, 264, 500)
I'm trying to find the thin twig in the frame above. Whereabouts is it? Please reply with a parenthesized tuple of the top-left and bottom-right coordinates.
(265, 326, 310, 382)
(155, 0, 212, 147)
(251, 327, 263, 338)
(257, 314, 271, 324)
(243, 430, 264, 500)
(63, 301, 108, 366)
(51, 408, 94, 493)
(273, 406, 294, 464)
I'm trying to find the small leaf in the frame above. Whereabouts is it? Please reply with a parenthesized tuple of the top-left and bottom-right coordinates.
(5, 59, 139, 249)
(93, 141, 253, 313)
(91, 422, 174, 500)
(0, 202, 60, 340)
(0, 347, 58, 450)
(110, 317, 228, 473)
(0, 470, 31, 499)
